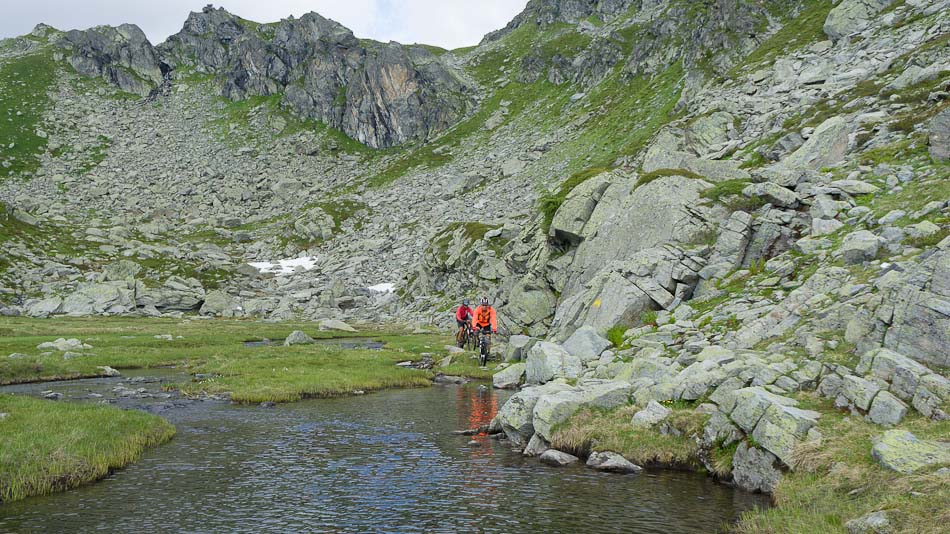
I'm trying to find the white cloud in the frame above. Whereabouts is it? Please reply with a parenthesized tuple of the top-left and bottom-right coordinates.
(0, 1, 528, 49)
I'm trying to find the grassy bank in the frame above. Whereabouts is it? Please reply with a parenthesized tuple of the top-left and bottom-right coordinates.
(0, 394, 175, 503)
(0, 317, 491, 402)
(551, 394, 950, 533)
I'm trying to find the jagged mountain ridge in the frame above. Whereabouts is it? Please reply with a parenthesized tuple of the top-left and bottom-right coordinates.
(61, 5, 475, 149)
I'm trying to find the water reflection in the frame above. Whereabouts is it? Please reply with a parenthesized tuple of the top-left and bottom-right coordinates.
(0, 376, 768, 533)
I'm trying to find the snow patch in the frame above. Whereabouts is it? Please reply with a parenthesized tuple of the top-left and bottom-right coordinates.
(249, 256, 318, 275)
(368, 283, 396, 294)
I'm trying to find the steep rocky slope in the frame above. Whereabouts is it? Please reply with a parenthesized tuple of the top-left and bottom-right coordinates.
(1, 0, 949, 530)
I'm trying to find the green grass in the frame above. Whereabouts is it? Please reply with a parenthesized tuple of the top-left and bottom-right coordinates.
(735, 394, 950, 534)
(551, 403, 709, 468)
(0, 49, 60, 178)
(0, 394, 175, 503)
(728, 0, 834, 76)
(177, 345, 434, 403)
(0, 317, 485, 402)
(606, 324, 627, 348)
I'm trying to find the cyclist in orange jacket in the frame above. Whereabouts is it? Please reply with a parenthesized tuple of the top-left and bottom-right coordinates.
(471, 296, 497, 335)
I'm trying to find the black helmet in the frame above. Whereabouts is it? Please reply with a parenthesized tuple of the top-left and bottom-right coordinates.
(462, 298, 470, 306)
(480, 296, 489, 305)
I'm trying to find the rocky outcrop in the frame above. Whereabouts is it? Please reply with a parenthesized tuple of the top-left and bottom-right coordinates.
(930, 108, 950, 161)
(158, 7, 474, 148)
(62, 24, 167, 96)
(551, 246, 706, 340)
(824, 0, 896, 42)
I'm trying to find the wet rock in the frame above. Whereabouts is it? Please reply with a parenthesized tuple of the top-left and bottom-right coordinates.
(523, 433, 550, 457)
(493, 363, 526, 390)
(732, 442, 782, 494)
(539, 449, 579, 467)
(42, 391, 63, 400)
(96, 366, 121, 377)
(871, 430, 950, 474)
(586, 451, 642, 474)
(260, 401, 276, 408)
(284, 331, 315, 346)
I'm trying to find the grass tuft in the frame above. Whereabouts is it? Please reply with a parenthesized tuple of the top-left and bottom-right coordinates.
(0, 394, 175, 503)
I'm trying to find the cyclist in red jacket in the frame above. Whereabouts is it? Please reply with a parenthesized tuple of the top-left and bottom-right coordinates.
(455, 299, 473, 338)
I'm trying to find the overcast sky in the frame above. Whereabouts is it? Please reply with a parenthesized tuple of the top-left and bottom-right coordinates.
(0, 1, 528, 49)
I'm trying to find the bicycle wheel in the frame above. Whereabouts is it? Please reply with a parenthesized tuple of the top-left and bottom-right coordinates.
(467, 329, 476, 352)
(479, 335, 489, 366)
(456, 329, 465, 348)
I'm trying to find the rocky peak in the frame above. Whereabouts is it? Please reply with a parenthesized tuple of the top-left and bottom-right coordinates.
(156, 5, 473, 148)
(61, 24, 167, 96)
(485, 0, 639, 41)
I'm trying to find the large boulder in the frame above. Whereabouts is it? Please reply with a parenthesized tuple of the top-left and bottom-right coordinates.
(199, 290, 243, 317)
(102, 260, 142, 281)
(561, 326, 612, 362)
(494, 382, 574, 447)
(548, 172, 613, 245)
(779, 116, 850, 171)
(871, 430, 950, 474)
(552, 247, 704, 340)
(532, 381, 634, 441)
(823, 0, 895, 41)
(562, 174, 717, 296)
(493, 363, 527, 390)
(732, 442, 782, 494)
(839, 230, 883, 264)
(525, 342, 582, 385)
(881, 241, 950, 367)
(61, 282, 136, 316)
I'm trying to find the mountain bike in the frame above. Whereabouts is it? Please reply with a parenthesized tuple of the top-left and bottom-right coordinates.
(478, 329, 492, 367)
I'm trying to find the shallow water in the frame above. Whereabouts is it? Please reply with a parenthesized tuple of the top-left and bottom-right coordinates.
(0, 373, 768, 533)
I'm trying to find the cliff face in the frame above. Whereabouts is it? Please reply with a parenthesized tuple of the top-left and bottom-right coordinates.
(62, 24, 168, 96)
(58, 6, 475, 148)
(157, 7, 474, 149)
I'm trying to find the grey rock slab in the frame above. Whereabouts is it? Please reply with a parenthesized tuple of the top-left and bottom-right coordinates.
(630, 400, 672, 428)
(539, 449, 579, 467)
(525, 342, 582, 385)
(284, 330, 315, 346)
(493, 363, 526, 390)
(871, 430, 950, 474)
(867, 390, 908, 426)
(586, 451, 642, 474)
(840, 230, 882, 265)
(561, 325, 612, 362)
(732, 442, 782, 494)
